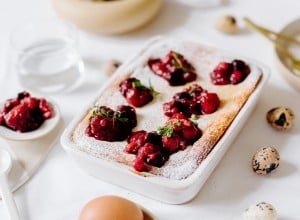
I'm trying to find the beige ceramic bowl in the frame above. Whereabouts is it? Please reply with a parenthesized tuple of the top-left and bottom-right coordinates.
(274, 18, 300, 92)
(52, 0, 162, 35)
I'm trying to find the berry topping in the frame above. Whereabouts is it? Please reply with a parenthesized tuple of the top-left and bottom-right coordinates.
(163, 84, 220, 118)
(119, 77, 158, 107)
(210, 59, 250, 85)
(199, 91, 220, 114)
(0, 91, 53, 132)
(125, 113, 201, 172)
(148, 51, 197, 86)
(86, 105, 137, 141)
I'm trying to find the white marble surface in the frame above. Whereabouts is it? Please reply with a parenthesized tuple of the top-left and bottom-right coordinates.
(0, 0, 300, 219)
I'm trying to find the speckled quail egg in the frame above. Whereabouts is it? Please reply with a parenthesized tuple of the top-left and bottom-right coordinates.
(102, 59, 122, 76)
(243, 202, 277, 220)
(215, 15, 238, 34)
(252, 146, 280, 175)
(266, 107, 294, 130)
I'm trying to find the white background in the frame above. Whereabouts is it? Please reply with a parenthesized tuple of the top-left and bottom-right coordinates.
(0, 0, 300, 219)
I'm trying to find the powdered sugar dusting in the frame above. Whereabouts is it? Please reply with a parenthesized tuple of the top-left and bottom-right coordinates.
(69, 39, 262, 180)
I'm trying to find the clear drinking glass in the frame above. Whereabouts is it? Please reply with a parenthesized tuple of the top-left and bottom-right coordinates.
(10, 20, 84, 93)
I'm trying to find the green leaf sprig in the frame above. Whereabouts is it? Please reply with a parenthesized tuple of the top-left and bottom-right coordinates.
(171, 51, 192, 73)
(89, 106, 128, 124)
(190, 114, 199, 125)
(132, 79, 159, 97)
(157, 120, 182, 137)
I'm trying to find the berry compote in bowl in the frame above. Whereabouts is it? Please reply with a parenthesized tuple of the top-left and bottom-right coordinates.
(0, 91, 60, 140)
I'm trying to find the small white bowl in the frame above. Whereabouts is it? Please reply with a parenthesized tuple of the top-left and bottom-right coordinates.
(0, 100, 60, 141)
(52, 0, 162, 35)
(274, 18, 300, 91)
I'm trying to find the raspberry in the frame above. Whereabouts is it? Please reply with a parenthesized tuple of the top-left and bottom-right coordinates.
(210, 72, 230, 85)
(125, 113, 202, 172)
(0, 92, 53, 132)
(119, 78, 154, 107)
(126, 130, 148, 154)
(210, 60, 251, 85)
(163, 100, 183, 117)
(182, 127, 202, 143)
(213, 62, 233, 77)
(230, 70, 244, 84)
(22, 97, 39, 109)
(148, 51, 197, 86)
(133, 159, 148, 172)
(125, 142, 139, 154)
(162, 134, 181, 153)
(210, 62, 232, 85)
(0, 111, 5, 125)
(200, 91, 220, 114)
(163, 84, 220, 118)
(137, 143, 158, 160)
(4, 99, 20, 112)
(5, 105, 43, 132)
(86, 105, 137, 141)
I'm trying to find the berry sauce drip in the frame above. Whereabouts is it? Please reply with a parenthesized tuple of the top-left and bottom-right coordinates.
(0, 91, 53, 132)
(210, 59, 251, 85)
(148, 51, 197, 86)
(163, 84, 220, 118)
(86, 105, 137, 142)
(125, 113, 202, 172)
(119, 77, 157, 107)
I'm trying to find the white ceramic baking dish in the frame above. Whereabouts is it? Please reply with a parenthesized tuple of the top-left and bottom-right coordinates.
(61, 37, 269, 204)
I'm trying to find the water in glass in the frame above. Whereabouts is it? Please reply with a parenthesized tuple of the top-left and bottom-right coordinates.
(17, 37, 84, 93)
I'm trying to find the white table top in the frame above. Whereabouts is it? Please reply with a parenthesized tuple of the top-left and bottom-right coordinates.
(0, 0, 300, 219)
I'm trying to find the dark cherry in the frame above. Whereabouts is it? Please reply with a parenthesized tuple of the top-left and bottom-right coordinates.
(0, 91, 53, 132)
(232, 59, 251, 75)
(116, 105, 137, 128)
(125, 130, 148, 154)
(148, 51, 197, 86)
(210, 59, 251, 85)
(86, 105, 137, 142)
(119, 77, 154, 107)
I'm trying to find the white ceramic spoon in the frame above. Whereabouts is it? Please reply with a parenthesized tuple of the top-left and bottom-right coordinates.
(0, 148, 20, 220)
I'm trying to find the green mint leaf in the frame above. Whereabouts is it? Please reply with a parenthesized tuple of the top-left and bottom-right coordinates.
(132, 79, 160, 97)
(156, 122, 178, 137)
(132, 81, 144, 89)
(171, 59, 180, 68)
(118, 117, 128, 123)
(148, 79, 160, 97)
(157, 127, 164, 135)
(171, 51, 192, 73)
(190, 114, 199, 125)
(89, 106, 129, 124)
(89, 106, 101, 121)
(182, 66, 192, 73)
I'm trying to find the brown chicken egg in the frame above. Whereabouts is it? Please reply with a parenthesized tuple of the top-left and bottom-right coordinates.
(79, 195, 144, 220)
